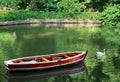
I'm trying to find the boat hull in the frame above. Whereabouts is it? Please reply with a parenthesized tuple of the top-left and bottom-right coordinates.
(4, 51, 88, 71)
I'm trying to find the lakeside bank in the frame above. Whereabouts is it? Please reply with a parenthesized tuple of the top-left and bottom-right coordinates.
(0, 19, 102, 27)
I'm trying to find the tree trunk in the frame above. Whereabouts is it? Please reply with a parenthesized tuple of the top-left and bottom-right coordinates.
(31, 0, 37, 10)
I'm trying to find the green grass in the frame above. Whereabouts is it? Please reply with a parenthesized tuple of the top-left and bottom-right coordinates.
(0, 10, 101, 22)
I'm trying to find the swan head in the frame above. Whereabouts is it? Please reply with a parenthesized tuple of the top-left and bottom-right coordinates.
(103, 48, 106, 54)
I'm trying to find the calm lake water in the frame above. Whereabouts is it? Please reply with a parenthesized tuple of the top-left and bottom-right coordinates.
(0, 25, 120, 82)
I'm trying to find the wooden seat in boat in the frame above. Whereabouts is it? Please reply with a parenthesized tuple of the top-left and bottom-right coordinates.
(42, 58, 50, 62)
(63, 54, 70, 58)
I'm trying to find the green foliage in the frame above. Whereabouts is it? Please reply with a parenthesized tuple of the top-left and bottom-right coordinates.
(25, 0, 58, 11)
(107, 0, 120, 5)
(0, 0, 20, 9)
(57, 0, 85, 13)
(0, 10, 100, 21)
(100, 5, 120, 25)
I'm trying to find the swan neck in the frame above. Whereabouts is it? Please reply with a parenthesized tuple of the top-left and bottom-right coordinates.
(103, 49, 105, 55)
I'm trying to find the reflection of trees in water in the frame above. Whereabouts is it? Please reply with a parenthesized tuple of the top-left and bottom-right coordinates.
(118, 45, 120, 55)
(53, 75, 73, 82)
(112, 57, 120, 70)
(90, 62, 110, 82)
(0, 54, 7, 82)
(89, 32, 106, 46)
(112, 45, 120, 70)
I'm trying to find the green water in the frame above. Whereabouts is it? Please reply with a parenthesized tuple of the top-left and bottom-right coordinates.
(0, 25, 120, 82)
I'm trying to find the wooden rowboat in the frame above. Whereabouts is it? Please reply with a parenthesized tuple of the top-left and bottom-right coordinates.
(4, 50, 88, 71)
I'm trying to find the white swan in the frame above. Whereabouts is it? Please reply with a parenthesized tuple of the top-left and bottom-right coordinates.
(96, 49, 105, 56)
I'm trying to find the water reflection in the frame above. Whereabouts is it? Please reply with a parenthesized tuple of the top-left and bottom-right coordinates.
(12, 32, 17, 40)
(0, 26, 120, 82)
(90, 62, 110, 82)
(5, 62, 86, 82)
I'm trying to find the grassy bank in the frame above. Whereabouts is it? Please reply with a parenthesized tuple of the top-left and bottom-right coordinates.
(0, 10, 100, 22)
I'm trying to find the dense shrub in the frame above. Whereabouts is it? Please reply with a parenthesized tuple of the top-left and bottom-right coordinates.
(100, 5, 120, 25)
